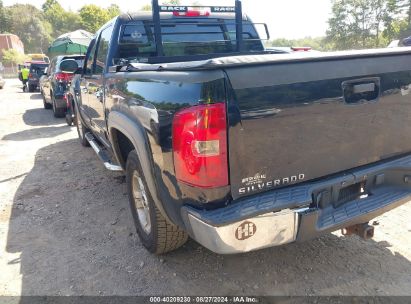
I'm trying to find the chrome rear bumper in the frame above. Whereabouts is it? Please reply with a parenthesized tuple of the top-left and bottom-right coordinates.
(181, 154, 411, 254)
(186, 209, 301, 254)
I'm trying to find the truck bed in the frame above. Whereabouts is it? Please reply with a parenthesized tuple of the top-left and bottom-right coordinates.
(126, 47, 411, 200)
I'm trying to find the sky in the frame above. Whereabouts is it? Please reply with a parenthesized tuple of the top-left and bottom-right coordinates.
(2, 0, 332, 39)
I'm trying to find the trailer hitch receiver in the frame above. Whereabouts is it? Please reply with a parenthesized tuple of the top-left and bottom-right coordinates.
(341, 223, 374, 240)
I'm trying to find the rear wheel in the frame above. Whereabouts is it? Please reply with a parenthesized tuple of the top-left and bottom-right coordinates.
(126, 150, 188, 254)
(74, 103, 90, 147)
(52, 95, 65, 118)
(65, 98, 74, 126)
(42, 92, 52, 109)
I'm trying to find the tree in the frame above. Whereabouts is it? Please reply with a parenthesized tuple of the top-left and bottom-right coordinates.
(4, 4, 52, 53)
(1, 49, 28, 65)
(270, 37, 334, 52)
(79, 5, 111, 33)
(327, 0, 394, 50)
(397, 0, 411, 24)
(42, 0, 58, 12)
(141, 4, 152, 11)
(42, 0, 81, 37)
(0, 0, 11, 33)
(390, 0, 411, 37)
(107, 4, 121, 19)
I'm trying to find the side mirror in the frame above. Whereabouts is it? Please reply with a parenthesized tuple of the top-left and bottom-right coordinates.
(60, 59, 79, 73)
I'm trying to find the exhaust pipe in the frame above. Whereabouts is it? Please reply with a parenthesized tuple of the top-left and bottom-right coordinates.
(341, 223, 374, 240)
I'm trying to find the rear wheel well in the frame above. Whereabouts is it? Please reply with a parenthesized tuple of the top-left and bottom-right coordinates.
(112, 129, 135, 168)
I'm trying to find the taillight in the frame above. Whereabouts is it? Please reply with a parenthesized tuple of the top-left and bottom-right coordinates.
(64, 94, 69, 107)
(172, 103, 228, 188)
(55, 72, 73, 82)
(173, 10, 210, 17)
(291, 47, 312, 52)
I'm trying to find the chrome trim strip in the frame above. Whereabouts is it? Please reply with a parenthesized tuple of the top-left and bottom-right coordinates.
(103, 162, 123, 171)
(85, 133, 123, 172)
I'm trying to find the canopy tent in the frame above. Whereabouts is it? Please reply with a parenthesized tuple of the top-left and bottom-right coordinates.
(48, 30, 93, 58)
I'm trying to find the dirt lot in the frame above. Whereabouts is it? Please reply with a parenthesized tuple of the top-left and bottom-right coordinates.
(0, 78, 411, 296)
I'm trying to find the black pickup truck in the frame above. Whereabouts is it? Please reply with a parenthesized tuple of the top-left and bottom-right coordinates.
(63, 0, 411, 254)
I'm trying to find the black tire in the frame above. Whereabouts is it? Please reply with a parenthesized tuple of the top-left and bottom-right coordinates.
(66, 113, 73, 126)
(65, 99, 74, 126)
(28, 85, 35, 92)
(126, 150, 188, 254)
(42, 92, 52, 109)
(52, 95, 65, 118)
(74, 102, 90, 147)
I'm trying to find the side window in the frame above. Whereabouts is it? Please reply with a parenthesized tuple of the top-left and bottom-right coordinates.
(95, 25, 113, 74)
(85, 39, 98, 76)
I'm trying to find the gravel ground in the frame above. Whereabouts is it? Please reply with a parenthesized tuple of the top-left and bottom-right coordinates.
(0, 79, 411, 296)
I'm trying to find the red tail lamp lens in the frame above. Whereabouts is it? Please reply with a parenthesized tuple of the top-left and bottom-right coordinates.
(172, 103, 228, 188)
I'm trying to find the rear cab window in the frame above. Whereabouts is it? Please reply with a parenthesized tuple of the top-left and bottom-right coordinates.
(30, 64, 49, 76)
(115, 18, 263, 63)
(59, 56, 85, 72)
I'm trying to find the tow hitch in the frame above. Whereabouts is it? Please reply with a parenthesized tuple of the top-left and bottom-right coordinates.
(341, 223, 374, 240)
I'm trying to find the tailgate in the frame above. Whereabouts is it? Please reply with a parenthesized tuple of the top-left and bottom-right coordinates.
(225, 53, 411, 199)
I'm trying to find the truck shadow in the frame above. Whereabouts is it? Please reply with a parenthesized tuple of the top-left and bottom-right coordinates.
(29, 93, 43, 100)
(5, 139, 411, 297)
(2, 126, 71, 141)
(22, 108, 65, 127)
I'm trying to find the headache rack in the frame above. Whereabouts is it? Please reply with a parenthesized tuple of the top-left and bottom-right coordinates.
(132, 0, 271, 64)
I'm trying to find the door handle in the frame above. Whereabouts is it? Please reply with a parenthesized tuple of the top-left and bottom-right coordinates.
(342, 77, 380, 104)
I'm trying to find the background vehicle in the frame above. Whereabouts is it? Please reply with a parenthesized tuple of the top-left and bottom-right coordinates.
(28, 62, 49, 92)
(0, 75, 5, 89)
(64, 76, 81, 126)
(28, 53, 50, 63)
(0, 62, 4, 89)
(40, 54, 85, 117)
(402, 36, 411, 46)
(67, 0, 411, 255)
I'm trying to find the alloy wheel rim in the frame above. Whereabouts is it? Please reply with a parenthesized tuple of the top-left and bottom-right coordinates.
(132, 171, 151, 234)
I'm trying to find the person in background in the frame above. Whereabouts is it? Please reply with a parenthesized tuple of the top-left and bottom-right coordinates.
(21, 65, 30, 92)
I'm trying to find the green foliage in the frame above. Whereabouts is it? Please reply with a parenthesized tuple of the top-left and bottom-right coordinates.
(0, 1, 125, 53)
(79, 5, 110, 33)
(2, 0, 411, 54)
(107, 4, 121, 19)
(79, 4, 122, 33)
(141, 4, 152, 11)
(0, 0, 10, 33)
(1, 48, 28, 64)
(3, 4, 52, 53)
(269, 37, 334, 52)
(43, 0, 81, 37)
(326, 0, 411, 50)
